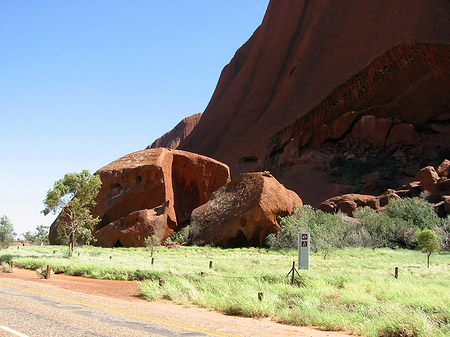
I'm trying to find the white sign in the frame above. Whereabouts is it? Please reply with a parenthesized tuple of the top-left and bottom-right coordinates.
(298, 232, 310, 270)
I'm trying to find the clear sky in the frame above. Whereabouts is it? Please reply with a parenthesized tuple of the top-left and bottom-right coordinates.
(0, 1, 270, 236)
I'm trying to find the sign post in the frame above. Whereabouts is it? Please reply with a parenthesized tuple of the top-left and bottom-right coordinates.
(298, 232, 310, 270)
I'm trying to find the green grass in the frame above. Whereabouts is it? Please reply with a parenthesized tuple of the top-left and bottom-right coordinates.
(2, 245, 450, 336)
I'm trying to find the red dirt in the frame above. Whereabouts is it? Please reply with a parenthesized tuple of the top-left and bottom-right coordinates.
(1, 268, 351, 337)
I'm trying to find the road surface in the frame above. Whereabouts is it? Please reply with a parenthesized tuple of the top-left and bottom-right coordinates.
(0, 274, 350, 337)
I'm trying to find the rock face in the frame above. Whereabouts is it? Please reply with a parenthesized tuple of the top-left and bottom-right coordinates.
(267, 43, 450, 204)
(148, 113, 202, 149)
(188, 172, 302, 247)
(175, 0, 450, 201)
(320, 160, 450, 217)
(49, 148, 230, 247)
(319, 191, 400, 216)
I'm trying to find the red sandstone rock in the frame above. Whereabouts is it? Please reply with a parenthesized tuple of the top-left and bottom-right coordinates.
(148, 113, 202, 150)
(178, 0, 450, 180)
(50, 149, 230, 247)
(438, 177, 450, 197)
(188, 172, 302, 247)
(145, 0, 450, 206)
(437, 159, 450, 177)
(386, 124, 420, 148)
(319, 191, 400, 216)
(94, 207, 169, 248)
(417, 166, 440, 198)
(348, 116, 392, 147)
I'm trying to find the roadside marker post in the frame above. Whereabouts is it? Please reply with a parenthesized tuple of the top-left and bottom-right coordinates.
(298, 233, 310, 270)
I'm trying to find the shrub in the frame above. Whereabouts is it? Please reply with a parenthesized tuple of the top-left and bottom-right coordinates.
(168, 226, 190, 244)
(267, 205, 345, 255)
(144, 235, 161, 256)
(385, 198, 441, 230)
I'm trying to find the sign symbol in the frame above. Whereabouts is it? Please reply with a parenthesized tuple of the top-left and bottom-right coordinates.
(302, 241, 308, 247)
(302, 234, 308, 240)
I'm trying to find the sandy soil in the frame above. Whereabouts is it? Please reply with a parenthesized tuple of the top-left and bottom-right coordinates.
(1, 268, 351, 337)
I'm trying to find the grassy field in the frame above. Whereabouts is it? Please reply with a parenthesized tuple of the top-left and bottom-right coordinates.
(1, 245, 449, 337)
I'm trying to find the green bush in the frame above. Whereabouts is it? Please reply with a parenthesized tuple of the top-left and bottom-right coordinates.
(267, 205, 344, 255)
(269, 198, 446, 252)
(385, 198, 441, 230)
(168, 225, 190, 244)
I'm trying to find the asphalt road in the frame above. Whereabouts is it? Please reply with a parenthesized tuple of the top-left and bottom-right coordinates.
(0, 279, 236, 337)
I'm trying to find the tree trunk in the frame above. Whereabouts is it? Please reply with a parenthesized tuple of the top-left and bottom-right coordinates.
(427, 252, 431, 268)
(69, 232, 74, 257)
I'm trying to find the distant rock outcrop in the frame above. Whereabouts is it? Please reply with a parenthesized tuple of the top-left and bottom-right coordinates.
(188, 172, 302, 247)
(148, 113, 202, 150)
(319, 190, 400, 216)
(320, 160, 450, 217)
(49, 148, 230, 247)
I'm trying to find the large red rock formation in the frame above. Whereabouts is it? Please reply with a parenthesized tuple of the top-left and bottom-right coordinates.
(267, 43, 450, 203)
(188, 172, 302, 247)
(148, 113, 202, 150)
(177, 0, 450, 183)
(49, 149, 230, 247)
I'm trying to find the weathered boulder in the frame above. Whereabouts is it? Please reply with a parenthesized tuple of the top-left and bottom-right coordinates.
(50, 148, 230, 247)
(148, 113, 202, 150)
(386, 123, 420, 149)
(417, 166, 440, 198)
(94, 207, 169, 248)
(188, 172, 302, 247)
(437, 159, 450, 177)
(319, 191, 400, 216)
(348, 115, 392, 147)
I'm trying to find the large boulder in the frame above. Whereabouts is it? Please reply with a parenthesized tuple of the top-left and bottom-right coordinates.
(188, 172, 302, 247)
(319, 191, 400, 216)
(50, 148, 230, 247)
(417, 166, 440, 199)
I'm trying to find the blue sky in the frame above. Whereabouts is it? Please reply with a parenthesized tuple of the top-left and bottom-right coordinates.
(0, 1, 269, 236)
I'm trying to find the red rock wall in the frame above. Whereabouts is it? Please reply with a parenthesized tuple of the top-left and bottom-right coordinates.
(148, 113, 202, 150)
(178, 0, 450, 176)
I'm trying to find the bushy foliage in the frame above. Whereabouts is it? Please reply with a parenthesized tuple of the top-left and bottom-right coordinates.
(353, 207, 415, 248)
(266, 205, 344, 255)
(416, 229, 441, 267)
(144, 235, 161, 256)
(385, 197, 441, 230)
(22, 225, 49, 245)
(0, 216, 14, 249)
(167, 226, 190, 244)
(268, 198, 446, 252)
(42, 170, 102, 256)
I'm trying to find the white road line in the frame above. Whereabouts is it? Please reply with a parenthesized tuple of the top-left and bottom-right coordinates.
(0, 325, 30, 337)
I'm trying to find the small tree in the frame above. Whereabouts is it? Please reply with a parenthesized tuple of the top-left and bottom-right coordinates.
(23, 225, 50, 245)
(144, 234, 161, 257)
(416, 229, 441, 268)
(42, 170, 102, 257)
(0, 215, 14, 249)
